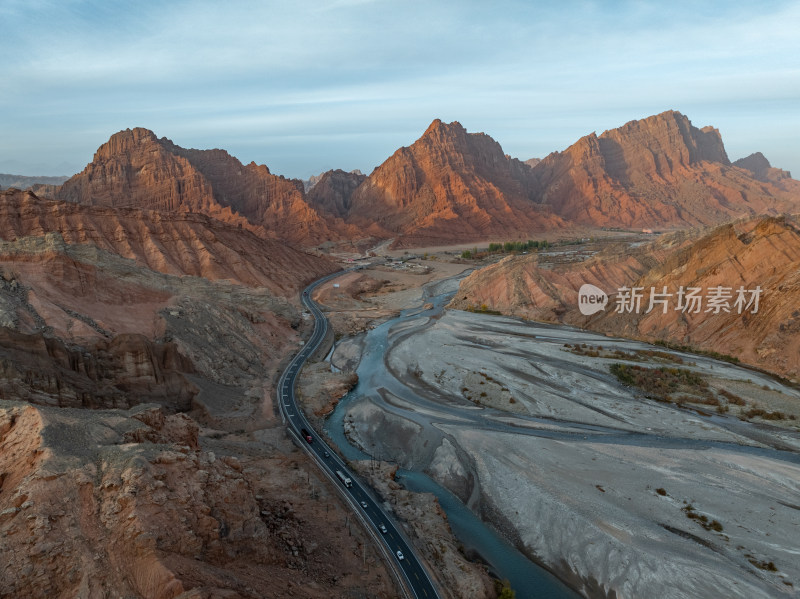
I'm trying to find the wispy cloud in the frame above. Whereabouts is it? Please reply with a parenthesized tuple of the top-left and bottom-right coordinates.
(1, 0, 798, 176)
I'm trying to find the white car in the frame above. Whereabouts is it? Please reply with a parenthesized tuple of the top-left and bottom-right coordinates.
(379, 524, 388, 534)
(396, 550, 404, 561)
(360, 501, 368, 508)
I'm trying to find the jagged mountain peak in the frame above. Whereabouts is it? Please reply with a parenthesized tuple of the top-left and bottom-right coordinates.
(54, 129, 346, 246)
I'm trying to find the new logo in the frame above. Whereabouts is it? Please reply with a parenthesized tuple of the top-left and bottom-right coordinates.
(578, 284, 608, 316)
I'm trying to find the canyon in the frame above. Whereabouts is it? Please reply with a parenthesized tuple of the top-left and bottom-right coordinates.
(2, 109, 800, 598)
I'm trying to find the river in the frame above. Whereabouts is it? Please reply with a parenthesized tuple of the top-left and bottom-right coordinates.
(324, 275, 583, 598)
(323, 273, 800, 599)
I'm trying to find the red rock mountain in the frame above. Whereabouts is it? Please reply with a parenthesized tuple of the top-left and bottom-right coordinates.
(45, 113, 800, 249)
(733, 152, 793, 184)
(529, 110, 800, 228)
(309, 120, 566, 247)
(54, 128, 344, 246)
(306, 169, 367, 221)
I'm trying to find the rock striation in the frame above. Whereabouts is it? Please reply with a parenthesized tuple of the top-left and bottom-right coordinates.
(529, 110, 800, 228)
(307, 112, 800, 246)
(311, 119, 565, 247)
(0, 188, 336, 294)
(0, 188, 337, 414)
(0, 329, 196, 410)
(53, 128, 347, 246)
(305, 169, 367, 221)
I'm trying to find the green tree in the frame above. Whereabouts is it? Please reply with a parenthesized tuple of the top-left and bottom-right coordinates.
(495, 579, 516, 599)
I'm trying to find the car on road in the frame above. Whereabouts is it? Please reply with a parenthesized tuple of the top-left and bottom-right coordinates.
(323, 451, 330, 458)
(360, 501, 368, 508)
(300, 428, 313, 443)
(396, 550, 404, 561)
(379, 524, 387, 534)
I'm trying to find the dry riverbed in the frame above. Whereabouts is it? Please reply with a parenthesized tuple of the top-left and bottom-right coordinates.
(339, 306, 800, 599)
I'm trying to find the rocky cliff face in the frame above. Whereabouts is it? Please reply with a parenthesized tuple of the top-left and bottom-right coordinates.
(1, 189, 336, 294)
(306, 112, 799, 247)
(54, 128, 345, 246)
(451, 216, 800, 378)
(56, 128, 229, 217)
(164, 143, 349, 245)
(325, 119, 564, 247)
(305, 169, 367, 220)
(0, 328, 196, 410)
(530, 111, 800, 228)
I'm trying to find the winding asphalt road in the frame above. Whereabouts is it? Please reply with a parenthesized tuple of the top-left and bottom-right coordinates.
(277, 270, 441, 599)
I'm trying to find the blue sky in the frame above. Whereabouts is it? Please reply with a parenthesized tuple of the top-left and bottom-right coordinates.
(1, 0, 798, 178)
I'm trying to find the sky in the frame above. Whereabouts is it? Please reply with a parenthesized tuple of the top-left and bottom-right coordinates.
(1, 0, 798, 179)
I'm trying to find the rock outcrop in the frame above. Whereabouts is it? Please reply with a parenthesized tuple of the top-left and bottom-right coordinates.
(0, 188, 336, 415)
(733, 151, 793, 184)
(451, 215, 800, 378)
(311, 120, 565, 247)
(0, 328, 196, 410)
(0, 402, 396, 598)
(53, 128, 348, 246)
(1, 189, 336, 294)
(305, 169, 367, 221)
(529, 110, 800, 228)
